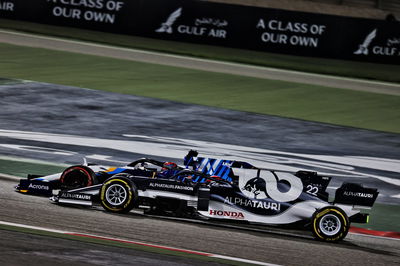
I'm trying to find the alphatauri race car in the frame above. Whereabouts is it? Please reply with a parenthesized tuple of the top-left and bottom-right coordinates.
(15, 151, 379, 242)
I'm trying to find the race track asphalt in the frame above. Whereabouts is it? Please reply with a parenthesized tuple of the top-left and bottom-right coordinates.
(0, 228, 221, 266)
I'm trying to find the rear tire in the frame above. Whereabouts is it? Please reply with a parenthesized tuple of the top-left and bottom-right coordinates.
(100, 175, 137, 213)
(311, 206, 349, 242)
(59, 165, 97, 190)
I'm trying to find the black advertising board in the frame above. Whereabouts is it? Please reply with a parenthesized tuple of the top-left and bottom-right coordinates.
(143, 0, 400, 64)
(1, 0, 399, 64)
(0, 0, 140, 33)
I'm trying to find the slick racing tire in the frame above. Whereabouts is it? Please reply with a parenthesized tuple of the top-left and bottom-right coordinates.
(311, 206, 350, 242)
(59, 165, 97, 190)
(100, 175, 138, 213)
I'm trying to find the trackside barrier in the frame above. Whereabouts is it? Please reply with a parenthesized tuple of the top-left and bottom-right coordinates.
(350, 227, 400, 239)
(0, 0, 399, 64)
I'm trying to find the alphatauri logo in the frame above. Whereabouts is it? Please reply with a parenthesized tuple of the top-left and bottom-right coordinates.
(354, 29, 377, 55)
(155, 8, 182, 34)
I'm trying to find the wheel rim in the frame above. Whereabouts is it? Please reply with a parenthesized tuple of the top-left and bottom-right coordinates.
(62, 169, 89, 188)
(65, 175, 84, 188)
(319, 214, 341, 236)
(106, 184, 127, 205)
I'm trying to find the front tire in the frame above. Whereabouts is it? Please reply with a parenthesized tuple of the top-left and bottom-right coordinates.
(59, 165, 97, 190)
(100, 175, 137, 213)
(311, 206, 349, 242)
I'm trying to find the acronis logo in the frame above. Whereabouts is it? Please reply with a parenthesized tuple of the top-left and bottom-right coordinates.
(28, 183, 50, 190)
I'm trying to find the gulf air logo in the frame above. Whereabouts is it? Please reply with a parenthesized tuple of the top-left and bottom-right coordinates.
(354, 29, 377, 55)
(155, 8, 182, 34)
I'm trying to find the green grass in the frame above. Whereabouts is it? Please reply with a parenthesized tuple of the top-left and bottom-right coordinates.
(0, 77, 22, 85)
(355, 203, 400, 232)
(1, 19, 400, 83)
(1, 42, 399, 133)
(0, 157, 66, 177)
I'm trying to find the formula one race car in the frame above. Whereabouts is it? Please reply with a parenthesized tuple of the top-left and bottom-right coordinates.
(16, 151, 379, 242)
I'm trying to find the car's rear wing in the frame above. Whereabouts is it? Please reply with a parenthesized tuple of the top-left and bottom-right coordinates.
(334, 183, 379, 207)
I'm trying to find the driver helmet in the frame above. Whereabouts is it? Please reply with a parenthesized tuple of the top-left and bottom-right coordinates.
(206, 175, 222, 183)
(162, 162, 177, 171)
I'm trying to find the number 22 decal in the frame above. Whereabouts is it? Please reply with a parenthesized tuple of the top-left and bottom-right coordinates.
(306, 185, 319, 196)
